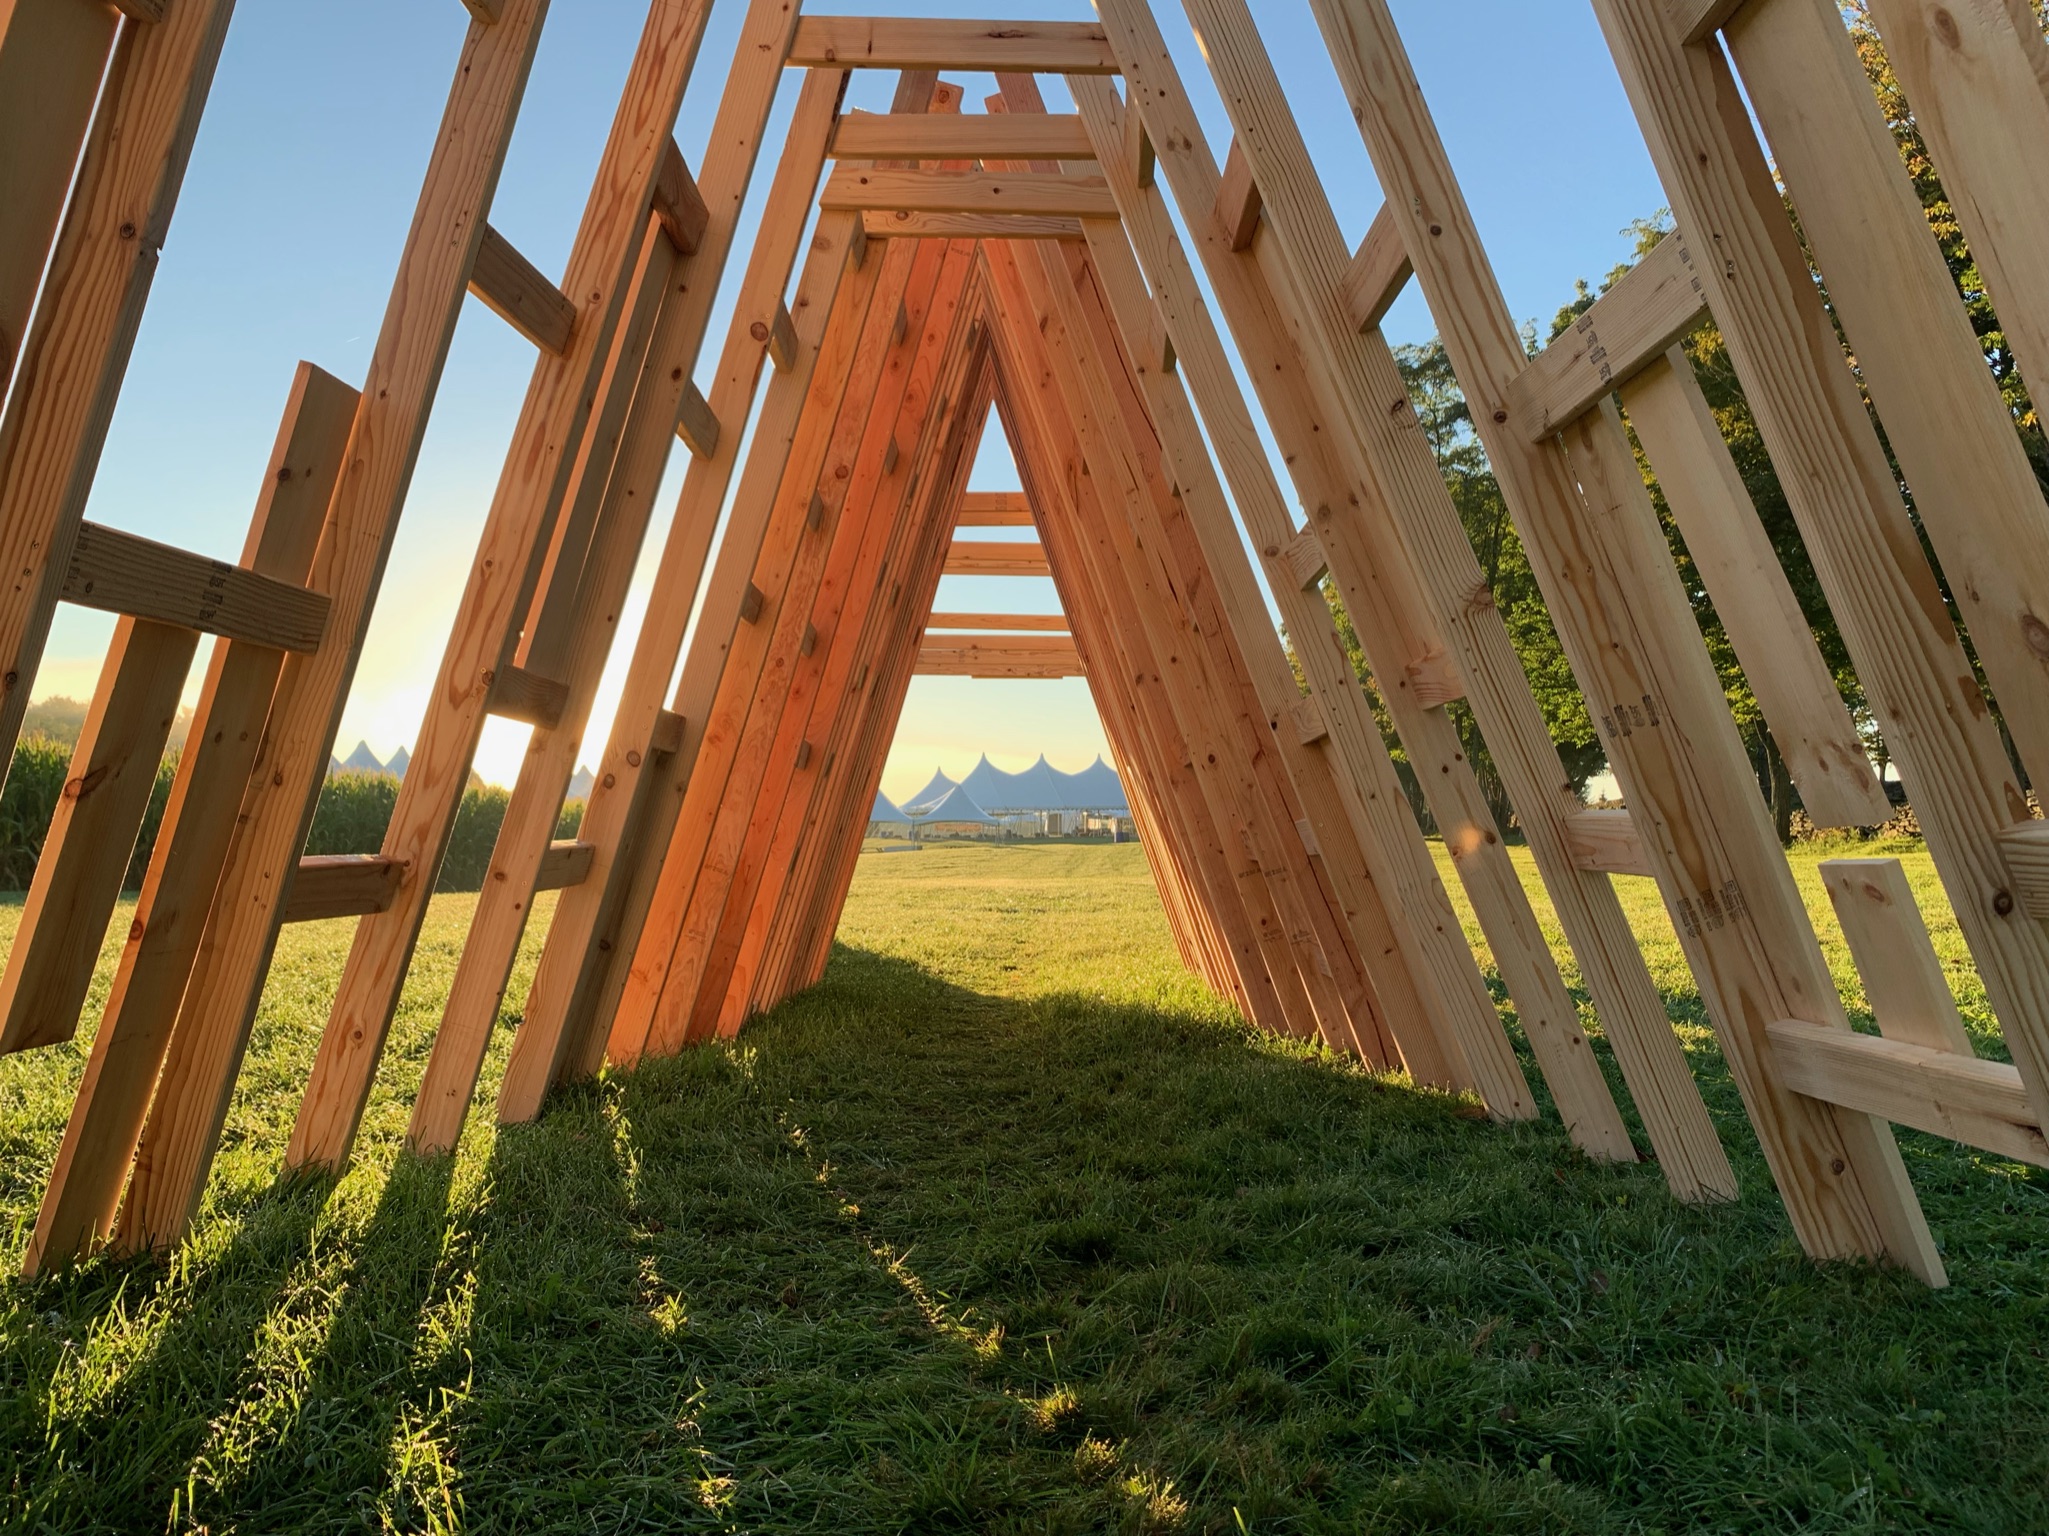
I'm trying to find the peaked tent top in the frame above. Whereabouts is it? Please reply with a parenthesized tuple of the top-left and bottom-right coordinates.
(913, 784, 1001, 826)
(869, 790, 914, 825)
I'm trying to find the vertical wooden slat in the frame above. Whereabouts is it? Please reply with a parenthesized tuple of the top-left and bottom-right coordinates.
(1821, 857, 1977, 1057)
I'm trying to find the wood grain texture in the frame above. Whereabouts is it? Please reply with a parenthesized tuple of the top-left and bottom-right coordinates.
(61, 520, 330, 651)
(942, 540, 1051, 575)
(832, 112, 1097, 161)
(788, 17, 1119, 73)
(1340, 203, 1411, 334)
(282, 855, 406, 923)
(468, 221, 577, 354)
(822, 167, 1119, 217)
(1820, 858, 1976, 1056)
(862, 209, 1086, 240)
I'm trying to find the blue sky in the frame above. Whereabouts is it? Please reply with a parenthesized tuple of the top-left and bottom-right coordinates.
(36, 0, 1669, 802)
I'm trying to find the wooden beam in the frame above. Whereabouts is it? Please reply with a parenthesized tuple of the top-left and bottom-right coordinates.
(468, 222, 578, 354)
(487, 663, 568, 729)
(957, 490, 1033, 525)
(823, 167, 1119, 218)
(1563, 807, 1654, 879)
(765, 300, 799, 372)
(944, 539, 1051, 576)
(61, 521, 331, 652)
(1619, 348, 1889, 828)
(832, 112, 1096, 161)
(1821, 858, 1976, 1056)
(0, 618, 196, 1055)
(1215, 141, 1262, 250)
(0, 0, 119, 392)
(23, 361, 357, 1278)
(0, 0, 236, 785)
(1277, 527, 1327, 591)
(652, 136, 708, 254)
(1668, 0, 1749, 44)
(926, 611, 1068, 631)
(1768, 1019, 2049, 1168)
(788, 17, 1120, 74)
(676, 378, 719, 460)
(460, 0, 506, 23)
(863, 209, 1086, 240)
(283, 855, 406, 923)
(111, 0, 167, 21)
(918, 635, 1082, 669)
(108, 0, 554, 1257)
(1340, 204, 1412, 333)
(496, 41, 843, 1127)
(1998, 822, 2049, 921)
(1505, 232, 1706, 441)
(1287, 693, 1330, 746)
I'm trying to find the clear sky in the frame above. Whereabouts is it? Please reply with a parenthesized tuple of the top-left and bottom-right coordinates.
(32, 0, 1670, 803)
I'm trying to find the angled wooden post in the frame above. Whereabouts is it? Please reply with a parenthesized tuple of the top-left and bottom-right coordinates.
(1302, 0, 1938, 1279)
(284, 0, 717, 1173)
(1096, 0, 1733, 1199)
(0, 0, 236, 785)
(110, 0, 553, 1255)
(23, 362, 358, 1275)
(494, 48, 847, 1125)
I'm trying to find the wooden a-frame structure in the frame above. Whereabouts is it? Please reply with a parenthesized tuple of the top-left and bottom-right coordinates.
(4, 0, 2049, 1289)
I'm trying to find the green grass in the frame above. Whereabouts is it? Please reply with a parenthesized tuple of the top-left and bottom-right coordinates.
(2, 839, 2047, 1532)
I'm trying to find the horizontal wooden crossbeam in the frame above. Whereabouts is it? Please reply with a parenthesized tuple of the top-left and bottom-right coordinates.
(831, 113, 1097, 162)
(112, 0, 167, 19)
(944, 540, 1052, 577)
(488, 664, 568, 729)
(1216, 141, 1262, 251)
(863, 210, 1085, 241)
(1505, 232, 1707, 441)
(926, 612, 1069, 632)
(285, 855, 405, 923)
(61, 521, 330, 652)
(1767, 1018, 2049, 1168)
(1342, 204, 1412, 333)
(788, 17, 1120, 73)
(822, 168, 1119, 218)
(1999, 822, 2049, 920)
(537, 838, 595, 891)
(957, 491, 1033, 526)
(1668, 0, 1747, 44)
(917, 636, 1084, 677)
(653, 137, 708, 255)
(468, 223, 578, 355)
(1563, 807, 1654, 878)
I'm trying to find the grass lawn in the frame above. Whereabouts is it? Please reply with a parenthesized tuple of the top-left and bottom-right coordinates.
(3, 838, 2047, 1532)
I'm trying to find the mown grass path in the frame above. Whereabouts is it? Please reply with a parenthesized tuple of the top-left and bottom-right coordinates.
(3, 840, 2047, 1532)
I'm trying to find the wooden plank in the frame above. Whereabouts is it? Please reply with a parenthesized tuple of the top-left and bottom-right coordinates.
(1279, 527, 1326, 591)
(918, 635, 1081, 664)
(111, 1, 168, 22)
(282, 855, 405, 923)
(1669, 0, 1748, 44)
(1997, 822, 2049, 921)
(1301, 0, 1946, 1264)
(0, 0, 236, 788)
(1767, 1019, 2049, 1168)
(487, 662, 567, 728)
(1820, 857, 1975, 1056)
(1076, 31, 1716, 1170)
(1214, 140, 1262, 251)
(652, 136, 708, 254)
(822, 167, 1119, 218)
(1091, 4, 1732, 1196)
(494, 23, 836, 1126)
(1724, 1, 2049, 792)
(1564, 807, 1654, 879)
(0, 618, 195, 1055)
(1592, 0, 2049, 1197)
(0, 0, 119, 390)
(765, 299, 799, 373)
(61, 521, 331, 652)
(864, 209, 1086, 240)
(925, 611, 1068, 631)
(462, 0, 506, 23)
(110, 1, 552, 1256)
(536, 838, 594, 890)
(788, 17, 1119, 73)
(1619, 348, 1889, 828)
(1862, 0, 2049, 441)
(832, 112, 1096, 161)
(957, 490, 1033, 525)
(1287, 692, 1329, 745)
(943, 539, 1051, 575)
(1340, 203, 1411, 334)
(468, 221, 577, 354)
(676, 379, 719, 460)
(281, 0, 716, 1177)
(1505, 232, 1706, 441)
(23, 360, 356, 1278)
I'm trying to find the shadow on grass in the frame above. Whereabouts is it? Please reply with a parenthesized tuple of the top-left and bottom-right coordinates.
(9, 943, 2049, 1533)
